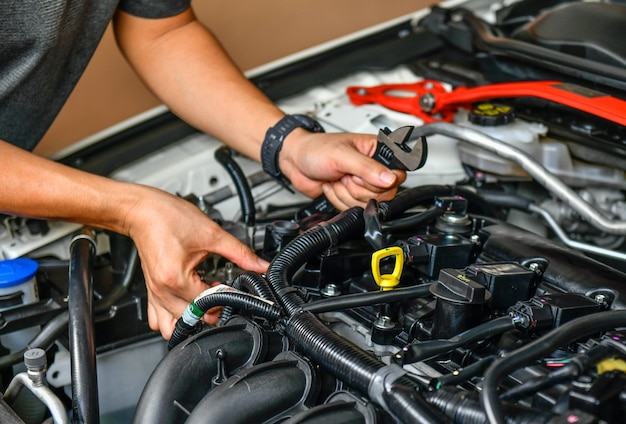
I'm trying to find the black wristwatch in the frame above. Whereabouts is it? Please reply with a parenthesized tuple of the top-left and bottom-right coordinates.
(261, 114, 325, 191)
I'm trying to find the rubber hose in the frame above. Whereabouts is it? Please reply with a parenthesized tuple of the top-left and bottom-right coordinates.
(378, 185, 499, 222)
(267, 207, 364, 316)
(478, 190, 533, 212)
(285, 311, 448, 423)
(398, 315, 517, 364)
(301, 284, 433, 314)
(381, 206, 444, 232)
(215, 146, 256, 227)
(168, 292, 283, 350)
(219, 272, 278, 325)
(68, 234, 99, 424)
(379, 185, 453, 221)
(383, 383, 451, 424)
(481, 310, 626, 424)
(426, 387, 551, 424)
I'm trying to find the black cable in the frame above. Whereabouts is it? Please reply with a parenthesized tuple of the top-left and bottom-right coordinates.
(481, 310, 626, 424)
(218, 272, 278, 325)
(500, 344, 615, 402)
(68, 233, 99, 424)
(397, 316, 518, 365)
(194, 292, 283, 320)
(432, 355, 497, 390)
(168, 291, 283, 350)
(301, 284, 433, 314)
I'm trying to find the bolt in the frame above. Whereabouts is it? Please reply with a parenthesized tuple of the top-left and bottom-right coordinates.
(594, 294, 608, 305)
(321, 283, 341, 297)
(419, 93, 436, 112)
(225, 262, 234, 285)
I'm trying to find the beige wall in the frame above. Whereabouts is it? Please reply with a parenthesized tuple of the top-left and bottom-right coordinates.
(35, 1, 431, 157)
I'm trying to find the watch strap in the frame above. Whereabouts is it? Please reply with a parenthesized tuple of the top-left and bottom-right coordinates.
(261, 114, 324, 190)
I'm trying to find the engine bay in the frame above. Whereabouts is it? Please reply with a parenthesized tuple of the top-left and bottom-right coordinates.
(2, 1, 626, 423)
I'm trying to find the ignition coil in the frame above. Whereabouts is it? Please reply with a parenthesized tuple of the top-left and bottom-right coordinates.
(509, 293, 604, 333)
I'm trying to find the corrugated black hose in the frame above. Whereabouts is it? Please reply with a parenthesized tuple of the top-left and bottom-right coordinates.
(267, 207, 448, 423)
(267, 207, 364, 316)
(168, 291, 283, 350)
(426, 387, 552, 424)
(218, 271, 278, 325)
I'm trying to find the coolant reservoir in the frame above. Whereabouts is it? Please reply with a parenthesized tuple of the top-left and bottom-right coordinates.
(455, 103, 547, 177)
(0, 258, 40, 352)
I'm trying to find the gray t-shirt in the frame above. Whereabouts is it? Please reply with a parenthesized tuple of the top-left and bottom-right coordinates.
(0, 0, 191, 151)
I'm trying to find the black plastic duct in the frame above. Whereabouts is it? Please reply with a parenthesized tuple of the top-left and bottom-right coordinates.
(134, 318, 267, 424)
(282, 401, 370, 424)
(185, 354, 317, 424)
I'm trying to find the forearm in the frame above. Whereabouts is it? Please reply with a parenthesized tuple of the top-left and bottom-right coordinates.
(112, 8, 403, 208)
(113, 9, 283, 161)
(0, 140, 141, 235)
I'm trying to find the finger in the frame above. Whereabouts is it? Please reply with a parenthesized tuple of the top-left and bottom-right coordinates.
(322, 183, 354, 211)
(145, 272, 210, 339)
(210, 228, 269, 273)
(351, 170, 407, 191)
(203, 306, 222, 325)
(333, 175, 399, 205)
(335, 152, 400, 190)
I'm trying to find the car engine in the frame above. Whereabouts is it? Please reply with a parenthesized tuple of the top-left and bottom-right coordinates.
(2, 0, 626, 423)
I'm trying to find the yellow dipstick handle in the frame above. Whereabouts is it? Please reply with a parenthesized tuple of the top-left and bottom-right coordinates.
(371, 246, 404, 291)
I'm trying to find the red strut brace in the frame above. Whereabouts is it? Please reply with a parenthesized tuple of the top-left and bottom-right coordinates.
(346, 80, 626, 126)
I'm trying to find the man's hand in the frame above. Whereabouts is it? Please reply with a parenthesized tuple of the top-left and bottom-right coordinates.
(122, 185, 268, 339)
(279, 129, 407, 210)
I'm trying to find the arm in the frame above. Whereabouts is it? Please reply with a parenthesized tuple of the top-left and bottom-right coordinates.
(0, 140, 266, 338)
(112, 8, 406, 208)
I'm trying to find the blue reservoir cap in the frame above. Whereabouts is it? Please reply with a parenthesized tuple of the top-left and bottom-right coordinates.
(0, 258, 39, 288)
